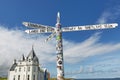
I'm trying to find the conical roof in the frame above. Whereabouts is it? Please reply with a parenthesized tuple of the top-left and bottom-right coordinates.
(27, 46, 36, 59)
(27, 46, 39, 63)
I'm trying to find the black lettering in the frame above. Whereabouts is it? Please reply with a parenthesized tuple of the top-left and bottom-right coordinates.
(78, 26, 82, 30)
(96, 25, 101, 29)
(85, 26, 91, 30)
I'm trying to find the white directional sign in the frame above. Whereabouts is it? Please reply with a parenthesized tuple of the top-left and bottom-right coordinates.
(45, 32, 56, 42)
(23, 22, 54, 29)
(25, 28, 55, 34)
(25, 23, 118, 34)
(62, 23, 118, 32)
(23, 22, 55, 34)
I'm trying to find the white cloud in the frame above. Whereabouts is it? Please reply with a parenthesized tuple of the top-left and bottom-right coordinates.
(67, 58, 120, 79)
(64, 33, 120, 63)
(97, 5, 120, 23)
(97, 11, 111, 24)
(0, 26, 119, 77)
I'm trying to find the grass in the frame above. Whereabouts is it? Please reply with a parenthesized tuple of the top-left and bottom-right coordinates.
(0, 77, 73, 80)
(0, 78, 7, 80)
(50, 78, 74, 80)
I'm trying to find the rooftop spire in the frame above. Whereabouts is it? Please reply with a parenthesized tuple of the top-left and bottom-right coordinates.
(22, 54, 25, 61)
(27, 45, 36, 59)
(32, 44, 34, 50)
(13, 59, 16, 64)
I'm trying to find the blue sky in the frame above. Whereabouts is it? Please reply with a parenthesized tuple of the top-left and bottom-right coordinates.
(0, 0, 120, 79)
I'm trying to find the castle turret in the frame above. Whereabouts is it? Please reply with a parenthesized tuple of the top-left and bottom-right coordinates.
(27, 46, 39, 64)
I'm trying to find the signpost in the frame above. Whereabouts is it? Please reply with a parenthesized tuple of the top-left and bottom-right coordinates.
(22, 12, 118, 80)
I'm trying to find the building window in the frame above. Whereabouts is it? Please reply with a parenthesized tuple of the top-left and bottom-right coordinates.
(33, 75, 35, 80)
(13, 75, 15, 80)
(28, 67, 30, 71)
(34, 67, 36, 72)
(18, 75, 20, 80)
(27, 75, 30, 80)
(19, 67, 21, 72)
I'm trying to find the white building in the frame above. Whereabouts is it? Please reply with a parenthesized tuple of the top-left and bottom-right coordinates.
(8, 47, 50, 80)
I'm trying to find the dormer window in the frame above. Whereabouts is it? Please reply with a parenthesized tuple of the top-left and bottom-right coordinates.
(29, 59, 31, 62)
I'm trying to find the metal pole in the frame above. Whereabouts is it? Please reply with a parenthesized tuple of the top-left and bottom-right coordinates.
(56, 12, 64, 80)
